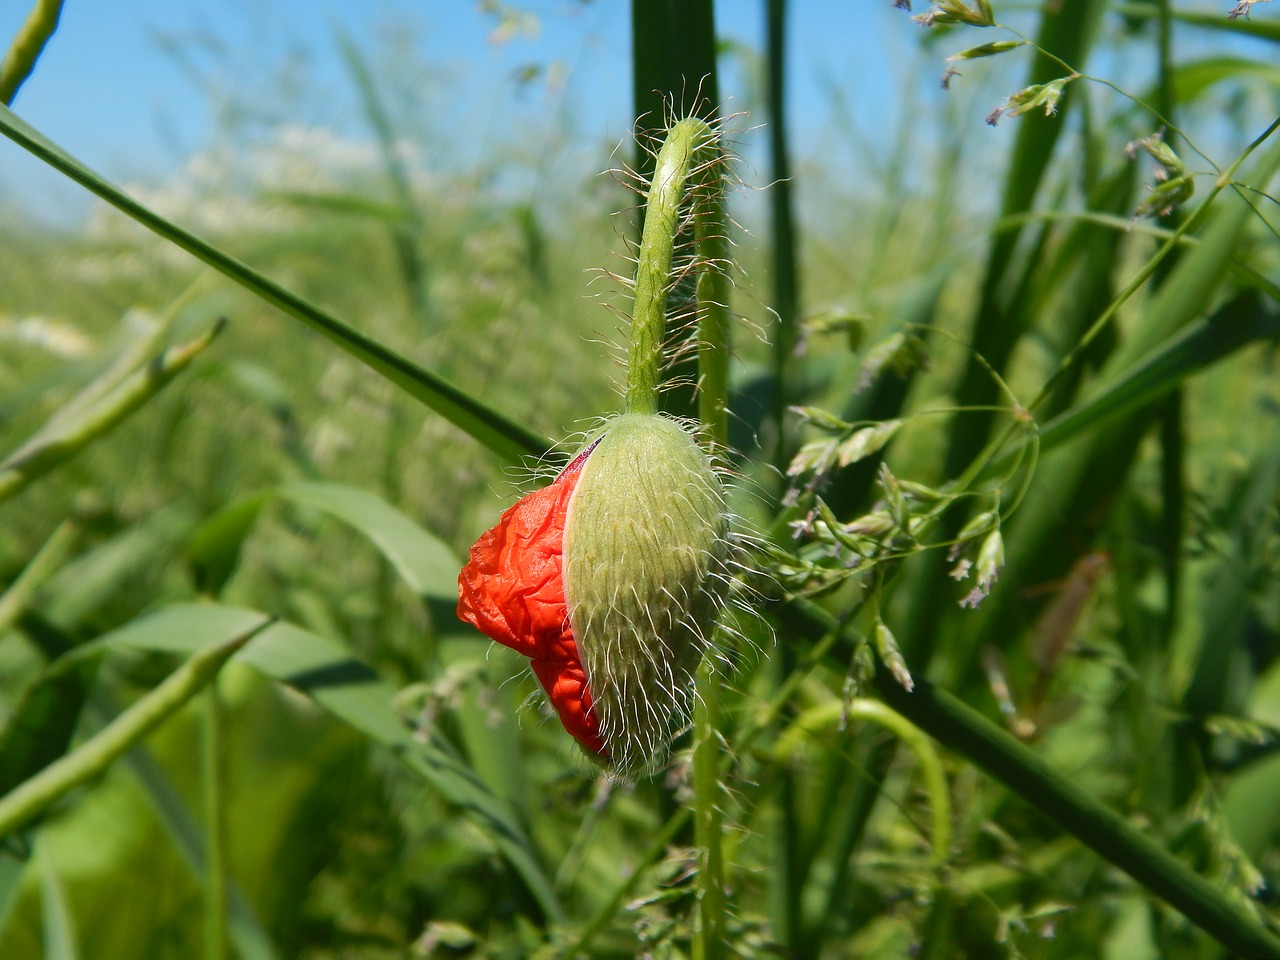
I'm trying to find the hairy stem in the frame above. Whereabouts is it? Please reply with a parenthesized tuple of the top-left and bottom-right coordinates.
(626, 117, 720, 416)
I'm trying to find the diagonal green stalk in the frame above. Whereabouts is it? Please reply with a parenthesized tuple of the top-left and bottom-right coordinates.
(0, 103, 551, 466)
(790, 598, 1280, 960)
(0, 630, 255, 838)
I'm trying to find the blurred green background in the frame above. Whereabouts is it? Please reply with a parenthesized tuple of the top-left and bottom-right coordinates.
(2, 1, 1279, 958)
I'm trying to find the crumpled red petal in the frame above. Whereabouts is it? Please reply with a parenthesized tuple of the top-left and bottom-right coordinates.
(457, 448, 606, 758)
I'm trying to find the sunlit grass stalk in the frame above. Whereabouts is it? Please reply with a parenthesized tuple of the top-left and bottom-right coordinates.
(0, 103, 551, 466)
(0, 631, 253, 838)
(0, 0, 62, 105)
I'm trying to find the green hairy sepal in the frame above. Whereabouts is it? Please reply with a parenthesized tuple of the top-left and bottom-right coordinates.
(562, 413, 729, 775)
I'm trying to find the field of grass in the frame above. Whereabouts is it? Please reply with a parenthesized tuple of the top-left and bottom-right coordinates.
(2, 2, 1280, 958)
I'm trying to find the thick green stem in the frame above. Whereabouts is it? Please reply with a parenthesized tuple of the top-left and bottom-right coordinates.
(627, 117, 719, 416)
(0, 632, 252, 838)
(629, 114, 733, 960)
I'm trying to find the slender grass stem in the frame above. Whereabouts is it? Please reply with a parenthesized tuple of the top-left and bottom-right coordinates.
(0, 103, 550, 466)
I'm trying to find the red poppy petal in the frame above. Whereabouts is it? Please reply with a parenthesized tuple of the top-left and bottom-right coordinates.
(531, 654, 607, 757)
(457, 447, 607, 757)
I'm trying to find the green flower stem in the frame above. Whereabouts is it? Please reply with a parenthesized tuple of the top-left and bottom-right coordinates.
(790, 598, 1280, 959)
(0, 103, 551, 466)
(0, 0, 63, 105)
(626, 117, 719, 416)
(628, 113, 732, 960)
(0, 631, 254, 839)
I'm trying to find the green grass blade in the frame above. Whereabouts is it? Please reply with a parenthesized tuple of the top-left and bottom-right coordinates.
(95, 603, 565, 924)
(186, 483, 461, 601)
(791, 599, 1280, 960)
(39, 846, 78, 960)
(0, 0, 63, 105)
(278, 482, 461, 601)
(1116, 2, 1280, 43)
(0, 103, 552, 466)
(1004, 292, 1279, 463)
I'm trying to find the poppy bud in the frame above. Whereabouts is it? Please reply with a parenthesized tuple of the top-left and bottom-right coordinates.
(457, 413, 729, 774)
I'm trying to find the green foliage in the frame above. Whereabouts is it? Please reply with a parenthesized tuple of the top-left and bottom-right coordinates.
(2, 1, 1280, 958)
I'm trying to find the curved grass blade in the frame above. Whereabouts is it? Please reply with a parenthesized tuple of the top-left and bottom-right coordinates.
(187, 482, 461, 601)
(277, 482, 460, 601)
(995, 291, 1280, 465)
(0, 103, 552, 466)
(94, 603, 564, 923)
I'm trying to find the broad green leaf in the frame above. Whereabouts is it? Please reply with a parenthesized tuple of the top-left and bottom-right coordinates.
(277, 482, 461, 601)
(0, 102, 552, 467)
(95, 603, 564, 923)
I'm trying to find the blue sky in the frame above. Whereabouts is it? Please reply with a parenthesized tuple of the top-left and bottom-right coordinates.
(0, 1, 927, 221)
(0, 1, 1270, 223)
